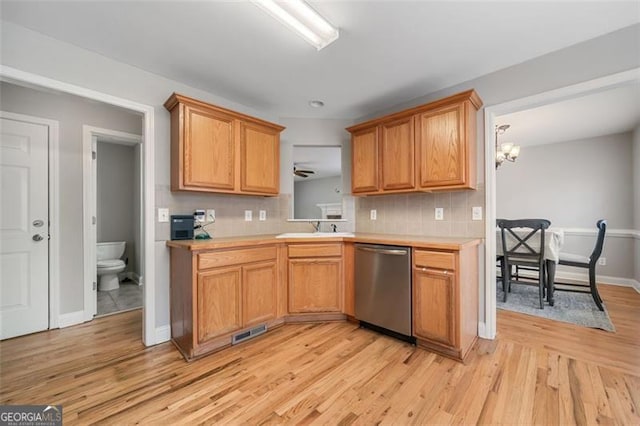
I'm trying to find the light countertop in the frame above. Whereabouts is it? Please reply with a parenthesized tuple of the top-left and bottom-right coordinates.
(166, 232, 482, 252)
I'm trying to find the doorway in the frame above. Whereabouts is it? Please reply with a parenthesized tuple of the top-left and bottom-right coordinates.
(83, 127, 143, 318)
(482, 68, 640, 339)
(1, 66, 158, 346)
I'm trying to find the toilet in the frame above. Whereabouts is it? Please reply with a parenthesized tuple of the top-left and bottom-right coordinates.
(96, 241, 126, 291)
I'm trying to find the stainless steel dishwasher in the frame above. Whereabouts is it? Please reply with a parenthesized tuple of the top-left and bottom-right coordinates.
(355, 243, 412, 340)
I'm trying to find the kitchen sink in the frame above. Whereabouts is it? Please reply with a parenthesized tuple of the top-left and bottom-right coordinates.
(275, 232, 354, 238)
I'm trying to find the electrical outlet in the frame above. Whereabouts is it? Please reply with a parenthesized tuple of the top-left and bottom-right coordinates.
(472, 206, 483, 221)
(259, 210, 266, 221)
(194, 209, 205, 223)
(435, 207, 444, 220)
(244, 210, 252, 221)
(370, 209, 377, 220)
(598, 257, 606, 266)
(158, 208, 169, 223)
(206, 209, 216, 222)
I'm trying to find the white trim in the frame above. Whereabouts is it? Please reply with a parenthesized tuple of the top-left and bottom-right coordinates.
(0, 111, 61, 331)
(483, 67, 640, 341)
(58, 311, 85, 328)
(560, 228, 639, 238)
(1, 65, 157, 346)
(513, 269, 640, 291)
(155, 325, 171, 343)
(477, 322, 486, 339)
(123, 271, 142, 285)
(83, 126, 143, 322)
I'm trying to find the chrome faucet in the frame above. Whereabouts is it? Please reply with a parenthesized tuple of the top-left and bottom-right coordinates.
(310, 221, 320, 232)
(331, 224, 337, 233)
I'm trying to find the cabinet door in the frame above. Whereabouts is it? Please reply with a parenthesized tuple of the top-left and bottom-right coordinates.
(184, 105, 236, 190)
(381, 116, 415, 190)
(413, 268, 455, 346)
(242, 261, 277, 326)
(197, 266, 242, 343)
(416, 103, 466, 188)
(288, 258, 342, 313)
(351, 127, 379, 194)
(240, 122, 279, 194)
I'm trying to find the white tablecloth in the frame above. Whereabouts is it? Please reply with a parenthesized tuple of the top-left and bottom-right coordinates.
(496, 228, 564, 263)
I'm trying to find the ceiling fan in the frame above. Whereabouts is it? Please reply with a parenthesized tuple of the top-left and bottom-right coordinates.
(293, 166, 315, 178)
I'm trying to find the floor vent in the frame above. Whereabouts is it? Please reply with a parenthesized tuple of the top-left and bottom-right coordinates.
(232, 324, 267, 345)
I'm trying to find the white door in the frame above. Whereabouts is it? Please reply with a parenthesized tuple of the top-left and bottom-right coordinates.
(0, 117, 49, 339)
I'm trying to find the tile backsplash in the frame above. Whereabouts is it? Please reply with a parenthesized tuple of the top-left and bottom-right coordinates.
(155, 185, 483, 240)
(155, 185, 356, 240)
(355, 184, 485, 238)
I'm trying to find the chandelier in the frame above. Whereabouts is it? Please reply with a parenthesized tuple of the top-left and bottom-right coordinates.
(495, 124, 520, 168)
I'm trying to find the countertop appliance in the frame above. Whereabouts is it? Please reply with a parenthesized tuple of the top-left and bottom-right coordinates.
(170, 215, 194, 240)
(355, 243, 412, 340)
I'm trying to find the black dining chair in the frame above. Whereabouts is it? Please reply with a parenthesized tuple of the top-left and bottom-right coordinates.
(556, 219, 607, 311)
(498, 218, 551, 309)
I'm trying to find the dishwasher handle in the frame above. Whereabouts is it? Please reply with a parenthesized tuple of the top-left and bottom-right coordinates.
(356, 246, 408, 256)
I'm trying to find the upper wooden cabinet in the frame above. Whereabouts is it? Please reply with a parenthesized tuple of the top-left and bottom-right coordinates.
(347, 90, 482, 195)
(165, 93, 284, 196)
(351, 126, 379, 194)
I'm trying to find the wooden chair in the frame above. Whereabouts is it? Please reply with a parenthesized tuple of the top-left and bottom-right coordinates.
(498, 219, 551, 309)
(556, 219, 607, 311)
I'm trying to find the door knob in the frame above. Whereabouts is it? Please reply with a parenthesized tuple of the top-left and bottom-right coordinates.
(32, 234, 43, 242)
(33, 219, 44, 227)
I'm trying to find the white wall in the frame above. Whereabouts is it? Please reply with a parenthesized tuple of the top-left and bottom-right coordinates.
(497, 132, 636, 280)
(0, 81, 142, 314)
(294, 176, 343, 219)
(633, 124, 640, 283)
(2, 20, 638, 333)
(97, 142, 139, 276)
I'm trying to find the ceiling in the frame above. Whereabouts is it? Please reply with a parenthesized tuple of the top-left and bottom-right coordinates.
(497, 81, 640, 147)
(293, 146, 341, 181)
(1, 1, 639, 120)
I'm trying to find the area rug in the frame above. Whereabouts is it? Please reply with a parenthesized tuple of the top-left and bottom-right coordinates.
(497, 284, 615, 332)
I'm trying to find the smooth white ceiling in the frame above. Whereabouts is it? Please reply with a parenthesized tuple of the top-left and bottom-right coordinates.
(496, 81, 640, 147)
(1, 1, 639, 119)
(293, 146, 341, 181)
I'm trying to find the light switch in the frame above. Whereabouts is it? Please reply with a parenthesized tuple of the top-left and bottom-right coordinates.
(472, 206, 483, 221)
(206, 209, 216, 222)
(244, 210, 252, 221)
(259, 210, 266, 221)
(370, 209, 377, 220)
(435, 207, 444, 221)
(158, 208, 169, 223)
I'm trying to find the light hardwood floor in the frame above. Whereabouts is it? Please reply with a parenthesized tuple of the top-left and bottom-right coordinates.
(1, 284, 638, 424)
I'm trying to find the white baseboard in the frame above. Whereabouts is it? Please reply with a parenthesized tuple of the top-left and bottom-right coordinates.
(125, 272, 142, 285)
(58, 310, 85, 328)
(477, 322, 487, 339)
(155, 325, 171, 343)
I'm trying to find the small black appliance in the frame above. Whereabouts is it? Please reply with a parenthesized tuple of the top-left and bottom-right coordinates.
(170, 215, 194, 240)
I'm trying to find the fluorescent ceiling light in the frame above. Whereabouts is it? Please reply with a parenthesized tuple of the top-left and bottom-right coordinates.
(252, 0, 339, 50)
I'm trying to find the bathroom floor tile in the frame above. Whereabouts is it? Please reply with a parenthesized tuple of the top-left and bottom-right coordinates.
(96, 282, 143, 317)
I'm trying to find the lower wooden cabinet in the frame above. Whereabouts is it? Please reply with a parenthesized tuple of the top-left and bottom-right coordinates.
(169, 244, 283, 360)
(412, 246, 478, 362)
(168, 238, 479, 363)
(287, 243, 344, 319)
(242, 261, 278, 326)
(413, 268, 455, 346)
(197, 266, 242, 343)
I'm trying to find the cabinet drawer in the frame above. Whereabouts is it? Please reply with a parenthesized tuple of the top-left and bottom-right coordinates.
(288, 243, 342, 258)
(414, 250, 456, 270)
(198, 246, 277, 270)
